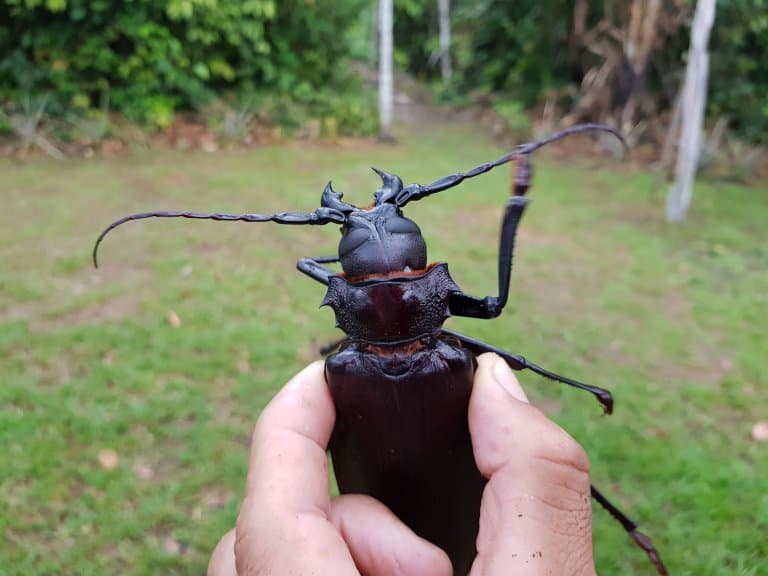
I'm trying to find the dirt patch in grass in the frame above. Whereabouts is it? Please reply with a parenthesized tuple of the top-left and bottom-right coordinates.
(53, 292, 142, 328)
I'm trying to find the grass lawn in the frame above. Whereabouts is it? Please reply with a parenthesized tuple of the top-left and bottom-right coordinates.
(1, 118, 766, 575)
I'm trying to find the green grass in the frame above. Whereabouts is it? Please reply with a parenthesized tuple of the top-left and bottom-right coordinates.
(1, 122, 766, 575)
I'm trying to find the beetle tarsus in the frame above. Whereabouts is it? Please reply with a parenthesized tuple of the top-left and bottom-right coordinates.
(631, 529, 669, 575)
(591, 485, 668, 575)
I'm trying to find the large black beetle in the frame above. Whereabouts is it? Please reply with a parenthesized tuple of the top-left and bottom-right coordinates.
(93, 124, 667, 575)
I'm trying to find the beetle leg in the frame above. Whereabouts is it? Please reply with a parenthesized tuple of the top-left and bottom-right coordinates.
(441, 329, 665, 573)
(296, 255, 339, 285)
(441, 329, 613, 414)
(591, 485, 668, 575)
(448, 195, 529, 319)
(298, 256, 347, 355)
(319, 337, 347, 356)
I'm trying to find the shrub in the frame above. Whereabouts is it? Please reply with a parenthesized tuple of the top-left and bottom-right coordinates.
(0, 0, 375, 135)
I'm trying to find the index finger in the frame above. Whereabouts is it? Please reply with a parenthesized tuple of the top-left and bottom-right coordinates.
(244, 360, 335, 516)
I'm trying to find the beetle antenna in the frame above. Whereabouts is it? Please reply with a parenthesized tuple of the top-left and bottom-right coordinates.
(92, 208, 346, 267)
(394, 123, 626, 207)
(517, 123, 627, 156)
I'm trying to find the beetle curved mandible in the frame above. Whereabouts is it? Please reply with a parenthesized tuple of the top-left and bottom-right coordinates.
(93, 123, 667, 575)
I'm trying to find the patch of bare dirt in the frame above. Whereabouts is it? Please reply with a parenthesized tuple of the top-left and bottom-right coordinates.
(662, 287, 692, 322)
(655, 333, 735, 390)
(52, 293, 142, 328)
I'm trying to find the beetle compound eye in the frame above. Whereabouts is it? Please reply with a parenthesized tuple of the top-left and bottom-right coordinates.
(385, 216, 422, 235)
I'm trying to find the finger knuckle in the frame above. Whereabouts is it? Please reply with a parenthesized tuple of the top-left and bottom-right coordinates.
(535, 425, 591, 476)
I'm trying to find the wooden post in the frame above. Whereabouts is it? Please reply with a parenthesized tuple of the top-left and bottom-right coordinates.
(438, 0, 452, 84)
(666, 0, 716, 222)
(378, 0, 395, 142)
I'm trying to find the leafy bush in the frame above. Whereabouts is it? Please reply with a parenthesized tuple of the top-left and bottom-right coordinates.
(708, 0, 768, 145)
(394, 0, 768, 144)
(0, 0, 374, 134)
(492, 98, 532, 140)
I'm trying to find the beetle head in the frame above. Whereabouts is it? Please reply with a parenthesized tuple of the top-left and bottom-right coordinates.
(338, 204, 427, 277)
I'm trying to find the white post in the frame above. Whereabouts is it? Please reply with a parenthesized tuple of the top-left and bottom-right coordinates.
(378, 0, 394, 141)
(666, 0, 716, 221)
(438, 0, 452, 83)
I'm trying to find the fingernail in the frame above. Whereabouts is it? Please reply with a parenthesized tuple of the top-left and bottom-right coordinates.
(493, 357, 529, 403)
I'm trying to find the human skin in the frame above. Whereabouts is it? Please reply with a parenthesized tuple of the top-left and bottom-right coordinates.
(208, 353, 596, 576)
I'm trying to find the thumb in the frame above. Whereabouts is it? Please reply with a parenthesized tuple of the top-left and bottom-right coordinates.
(470, 353, 590, 477)
(468, 353, 595, 576)
(330, 494, 452, 576)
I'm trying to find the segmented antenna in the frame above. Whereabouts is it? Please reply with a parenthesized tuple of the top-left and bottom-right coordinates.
(394, 123, 626, 206)
(93, 124, 625, 266)
(92, 208, 345, 267)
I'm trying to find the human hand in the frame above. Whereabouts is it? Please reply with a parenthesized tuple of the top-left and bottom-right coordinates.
(468, 354, 595, 575)
(208, 353, 595, 576)
(208, 360, 451, 576)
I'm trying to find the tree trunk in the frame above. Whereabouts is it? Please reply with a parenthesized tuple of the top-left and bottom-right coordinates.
(438, 0, 452, 83)
(620, 0, 662, 132)
(572, 0, 588, 43)
(378, 0, 395, 142)
(568, 0, 687, 131)
(666, 0, 716, 221)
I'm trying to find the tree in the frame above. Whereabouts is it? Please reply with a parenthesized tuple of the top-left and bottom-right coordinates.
(666, 0, 716, 222)
(567, 0, 688, 135)
(378, 0, 395, 141)
(438, 0, 452, 84)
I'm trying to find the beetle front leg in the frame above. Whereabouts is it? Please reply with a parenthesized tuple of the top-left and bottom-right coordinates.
(298, 256, 349, 355)
(296, 255, 339, 285)
(449, 156, 534, 319)
(449, 194, 529, 319)
(442, 329, 613, 414)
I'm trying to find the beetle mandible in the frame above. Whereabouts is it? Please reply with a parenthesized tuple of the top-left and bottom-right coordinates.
(93, 123, 667, 575)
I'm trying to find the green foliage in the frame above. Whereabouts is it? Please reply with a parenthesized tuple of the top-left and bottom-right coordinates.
(1, 0, 765, 143)
(263, 0, 368, 93)
(227, 80, 376, 138)
(302, 86, 377, 137)
(459, 0, 576, 103)
(393, 0, 438, 80)
(492, 98, 531, 140)
(708, 0, 768, 145)
(395, 0, 768, 144)
(395, 0, 578, 103)
(0, 0, 374, 133)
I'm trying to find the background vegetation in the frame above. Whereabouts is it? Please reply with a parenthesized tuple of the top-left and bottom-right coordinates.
(1, 0, 766, 143)
(0, 0, 374, 134)
(396, 0, 768, 145)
